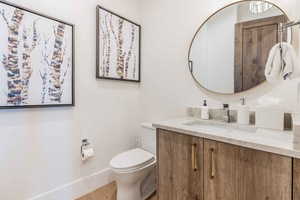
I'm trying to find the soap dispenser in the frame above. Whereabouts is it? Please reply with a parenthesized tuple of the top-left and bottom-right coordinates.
(201, 100, 209, 120)
(237, 98, 250, 125)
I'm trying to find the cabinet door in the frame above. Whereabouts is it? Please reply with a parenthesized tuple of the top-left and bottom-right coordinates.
(157, 129, 204, 200)
(238, 146, 292, 200)
(294, 159, 300, 200)
(204, 139, 292, 200)
(204, 140, 240, 200)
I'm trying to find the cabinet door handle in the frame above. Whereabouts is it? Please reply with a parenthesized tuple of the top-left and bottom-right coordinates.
(192, 143, 198, 171)
(210, 148, 215, 179)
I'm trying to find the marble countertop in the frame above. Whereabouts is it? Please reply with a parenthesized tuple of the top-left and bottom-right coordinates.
(153, 118, 300, 159)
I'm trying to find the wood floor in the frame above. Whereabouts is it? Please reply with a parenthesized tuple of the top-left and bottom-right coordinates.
(148, 194, 157, 200)
(76, 181, 157, 200)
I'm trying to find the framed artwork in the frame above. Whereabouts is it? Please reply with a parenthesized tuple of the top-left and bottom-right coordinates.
(96, 6, 141, 82)
(0, 1, 74, 109)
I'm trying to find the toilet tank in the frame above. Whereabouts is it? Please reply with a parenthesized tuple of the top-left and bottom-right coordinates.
(140, 123, 156, 155)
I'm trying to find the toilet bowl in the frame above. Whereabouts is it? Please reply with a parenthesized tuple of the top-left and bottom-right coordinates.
(110, 122, 156, 200)
(110, 148, 156, 200)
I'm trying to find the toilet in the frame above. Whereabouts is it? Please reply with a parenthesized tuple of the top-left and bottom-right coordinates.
(110, 123, 156, 200)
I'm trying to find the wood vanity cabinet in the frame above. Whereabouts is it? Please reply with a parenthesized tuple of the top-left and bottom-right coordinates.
(157, 129, 293, 200)
(294, 159, 300, 200)
(157, 129, 204, 200)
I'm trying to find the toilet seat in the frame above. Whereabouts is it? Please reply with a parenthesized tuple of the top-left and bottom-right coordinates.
(110, 148, 155, 173)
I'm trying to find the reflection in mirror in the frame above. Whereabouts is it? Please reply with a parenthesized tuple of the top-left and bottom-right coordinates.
(189, 1, 291, 94)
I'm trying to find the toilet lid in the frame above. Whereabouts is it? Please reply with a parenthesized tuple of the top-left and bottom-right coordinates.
(110, 148, 155, 170)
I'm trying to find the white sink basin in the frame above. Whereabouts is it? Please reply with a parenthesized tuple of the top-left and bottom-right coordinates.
(183, 119, 257, 133)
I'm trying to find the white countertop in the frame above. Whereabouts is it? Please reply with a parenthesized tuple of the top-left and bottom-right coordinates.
(153, 118, 300, 159)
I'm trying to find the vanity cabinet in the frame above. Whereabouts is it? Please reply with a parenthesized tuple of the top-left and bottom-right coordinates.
(157, 129, 204, 200)
(157, 129, 293, 200)
(294, 159, 300, 200)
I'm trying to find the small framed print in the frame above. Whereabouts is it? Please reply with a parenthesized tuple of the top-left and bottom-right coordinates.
(96, 6, 141, 82)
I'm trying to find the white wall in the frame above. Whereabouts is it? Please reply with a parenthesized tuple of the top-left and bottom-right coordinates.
(140, 0, 300, 122)
(0, 0, 141, 199)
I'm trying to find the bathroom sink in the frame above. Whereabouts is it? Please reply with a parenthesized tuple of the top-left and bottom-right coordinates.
(182, 119, 257, 133)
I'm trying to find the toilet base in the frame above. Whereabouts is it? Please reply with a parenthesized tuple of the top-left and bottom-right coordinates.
(117, 180, 142, 200)
(113, 162, 156, 200)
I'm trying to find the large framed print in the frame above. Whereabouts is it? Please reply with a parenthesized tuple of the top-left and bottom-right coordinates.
(0, 1, 75, 109)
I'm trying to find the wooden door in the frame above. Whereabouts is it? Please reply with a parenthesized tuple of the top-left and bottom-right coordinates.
(157, 129, 204, 200)
(294, 159, 300, 200)
(204, 139, 292, 200)
(234, 15, 288, 92)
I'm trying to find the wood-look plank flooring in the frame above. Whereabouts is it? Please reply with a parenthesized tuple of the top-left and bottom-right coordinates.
(76, 182, 117, 200)
(76, 181, 157, 200)
(148, 194, 157, 200)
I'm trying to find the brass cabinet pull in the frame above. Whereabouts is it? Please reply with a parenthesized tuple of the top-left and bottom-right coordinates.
(210, 148, 215, 179)
(192, 143, 198, 171)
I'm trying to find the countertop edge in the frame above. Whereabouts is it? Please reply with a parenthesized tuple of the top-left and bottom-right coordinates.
(153, 123, 300, 159)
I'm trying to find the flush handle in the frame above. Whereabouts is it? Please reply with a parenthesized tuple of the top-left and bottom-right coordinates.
(192, 143, 198, 171)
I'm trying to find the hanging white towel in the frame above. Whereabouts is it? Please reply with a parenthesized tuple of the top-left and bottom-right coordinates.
(265, 42, 299, 83)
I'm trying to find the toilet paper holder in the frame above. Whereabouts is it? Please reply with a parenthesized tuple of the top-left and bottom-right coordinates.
(81, 139, 90, 157)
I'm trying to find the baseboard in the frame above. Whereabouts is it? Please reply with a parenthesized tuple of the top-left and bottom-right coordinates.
(28, 168, 113, 200)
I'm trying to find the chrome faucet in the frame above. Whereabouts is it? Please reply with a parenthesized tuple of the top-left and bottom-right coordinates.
(223, 104, 230, 123)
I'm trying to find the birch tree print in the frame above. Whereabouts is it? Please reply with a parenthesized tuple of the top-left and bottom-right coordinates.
(40, 37, 50, 104)
(1, 9, 24, 105)
(115, 19, 125, 78)
(41, 23, 71, 103)
(48, 23, 66, 102)
(21, 21, 38, 103)
(1, 8, 38, 105)
(103, 14, 111, 76)
(125, 24, 136, 78)
(0, 2, 73, 107)
(1, 9, 38, 105)
(97, 7, 140, 81)
(100, 18, 108, 76)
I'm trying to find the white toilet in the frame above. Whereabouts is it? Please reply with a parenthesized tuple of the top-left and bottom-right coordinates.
(110, 123, 156, 200)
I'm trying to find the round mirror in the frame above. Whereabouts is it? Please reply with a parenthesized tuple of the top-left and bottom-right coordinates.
(188, 0, 291, 94)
